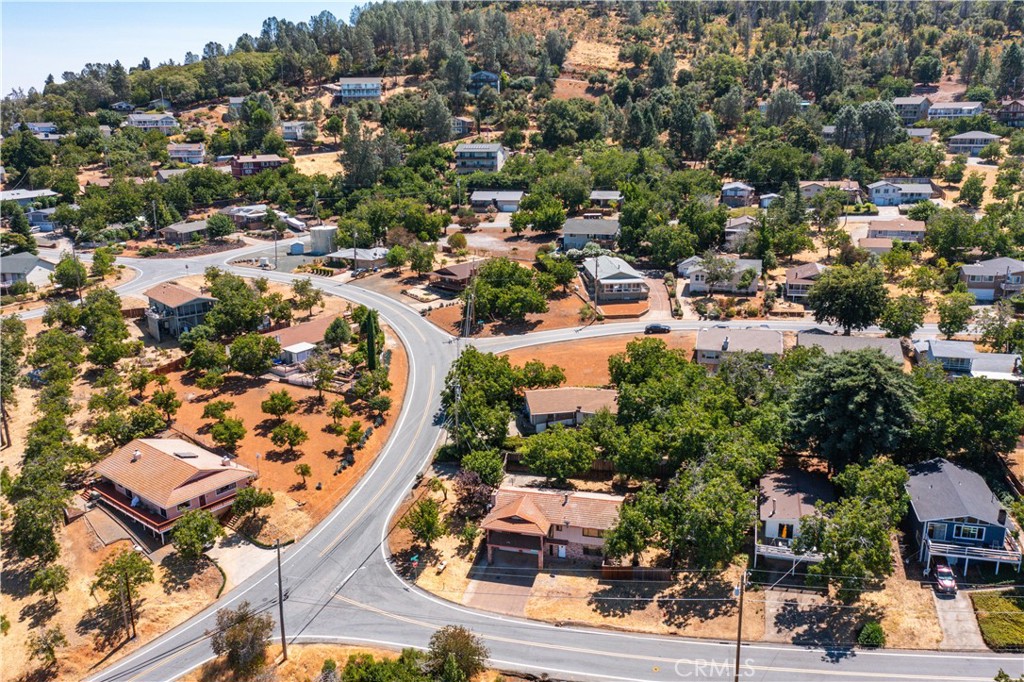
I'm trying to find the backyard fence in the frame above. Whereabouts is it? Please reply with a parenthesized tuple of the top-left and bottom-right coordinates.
(600, 564, 674, 582)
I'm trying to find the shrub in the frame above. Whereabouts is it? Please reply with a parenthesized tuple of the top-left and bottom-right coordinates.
(858, 621, 886, 648)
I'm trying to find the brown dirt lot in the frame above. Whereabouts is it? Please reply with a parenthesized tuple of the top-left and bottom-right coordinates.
(426, 283, 593, 337)
(553, 78, 599, 101)
(293, 150, 344, 177)
(502, 333, 698, 386)
(458, 229, 556, 263)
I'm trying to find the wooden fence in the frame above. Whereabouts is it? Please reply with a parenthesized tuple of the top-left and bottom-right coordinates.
(121, 307, 146, 319)
(600, 565, 674, 582)
(152, 357, 187, 375)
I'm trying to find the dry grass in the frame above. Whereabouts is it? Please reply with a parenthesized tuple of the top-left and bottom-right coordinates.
(293, 150, 344, 176)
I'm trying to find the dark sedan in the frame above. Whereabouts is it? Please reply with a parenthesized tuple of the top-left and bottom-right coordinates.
(644, 323, 671, 334)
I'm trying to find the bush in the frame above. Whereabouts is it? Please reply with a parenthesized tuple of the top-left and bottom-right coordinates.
(858, 621, 886, 648)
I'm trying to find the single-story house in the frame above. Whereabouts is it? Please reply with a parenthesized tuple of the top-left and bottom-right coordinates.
(227, 97, 245, 113)
(8, 121, 58, 134)
(947, 131, 1002, 156)
(0, 252, 56, 291)
(580, 256, 649, 302)
(867, 180, 933, 206)
(325, 247, 390, 270)
(798, 179, 862, 204)
(927, 101, 984, 120)
(144, 282, 216, 341)
(561, 218, 620, 250)
(148, 98, 173, 110)
(524, 387, 617, 432)
(481, 487, 623, 568)
(858, 237, 895, 255)
(755, 469, 835, 566)
(724, 215, 758, 252)
(0, 188, 57, 207)
(159, 219, 208, 245)
(796, 330, 904, 364)
(469, 190, 523, 212)
(33, 132, 65, 144)
(759, 193, 782, 208)
(264, 315, 339, 365)
(866, 219, 926, 243)
(685, 257, 762, 295)
(90, 438, 255, 544)
(111, 101, 134, 112)
(785, 263, 827, 300)
(906, 458, 1021, 573)
(167, 143, 205, 164)
(694, 327, 783, 368)
(914, 339, 1022, 381)
(959, 257, 1024, 302)
(721, 181, 755, 208)
(589, 190, 622, 208)
(430, 260, 488, 291)
(156, 168, 189, 183)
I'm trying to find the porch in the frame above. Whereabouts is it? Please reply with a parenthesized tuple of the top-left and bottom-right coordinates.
(90, 480, 236, 544)
(921, 537, 1022, 574)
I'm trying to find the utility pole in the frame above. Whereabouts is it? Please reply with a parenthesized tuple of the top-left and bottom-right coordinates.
(276, 538, 288, 661)
(123, 572, 137, 639)
(733, 570, 745, 682)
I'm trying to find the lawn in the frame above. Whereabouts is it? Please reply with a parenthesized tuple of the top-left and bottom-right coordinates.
(972, 588, 1024, 651)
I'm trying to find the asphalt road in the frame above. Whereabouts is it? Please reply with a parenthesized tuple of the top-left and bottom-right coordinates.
(55, 245, 1021, 682)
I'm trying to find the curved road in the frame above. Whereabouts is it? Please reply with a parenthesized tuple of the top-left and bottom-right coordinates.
(61, 246, 1019, 682)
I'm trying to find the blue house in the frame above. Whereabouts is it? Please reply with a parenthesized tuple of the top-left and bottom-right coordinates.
(906, 458, 1021, 574)
(468, 71, 500, 96)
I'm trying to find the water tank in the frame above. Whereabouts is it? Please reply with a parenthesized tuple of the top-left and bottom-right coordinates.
(309, 225, 338, 256)
(289, 242, 304, 256)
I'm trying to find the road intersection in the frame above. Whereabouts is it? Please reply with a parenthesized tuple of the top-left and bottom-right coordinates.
(50, 247, 1020, 682)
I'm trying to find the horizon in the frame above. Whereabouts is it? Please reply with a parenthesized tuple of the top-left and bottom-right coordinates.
(1, 1, 358, 94)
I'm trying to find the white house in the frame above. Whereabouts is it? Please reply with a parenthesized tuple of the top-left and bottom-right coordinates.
(867, 180, 932, 206)
(469, 190, 523, 212)
(167, 143, 205, 164)
(281, 121, 314, 141)
(333, 77, 383, 103)
(0, 188, 58, 207)
(561, 218, 620, 250)
(455, 143, 508, 173)
(947, 131, 1001, 156)
(695, 327, 783, 367)
(724, 215, 758, 252)
(581, 256, 649, 301)
(0, 253, 56, 291)
(125, 113, 177, 135)
(685, 257, 762, 295)
(928, 102, 984, 120)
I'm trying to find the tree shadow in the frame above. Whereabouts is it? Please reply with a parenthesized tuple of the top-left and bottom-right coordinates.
(77, 596, 144, 651)
(236, 514, 269, 540)
(289, 481, 307, 492)
(19, 598, 58, 630)
(772, 597, 879, 662)
(264, 448, 301, 464)
(159, 553, 209, 595)
(589, 579, 665, 618)
(17, 662, 63, 682)
(657, 571, 736, 628)
(490, 318, 543, 336)
(253, 418, 278, 437)
(298, 396, 321, 414)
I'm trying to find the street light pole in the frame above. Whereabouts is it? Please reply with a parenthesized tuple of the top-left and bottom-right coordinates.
(276, 538, 288, 662)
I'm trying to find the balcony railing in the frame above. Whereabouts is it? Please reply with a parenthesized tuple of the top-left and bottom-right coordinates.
(755, 541, 825, 563)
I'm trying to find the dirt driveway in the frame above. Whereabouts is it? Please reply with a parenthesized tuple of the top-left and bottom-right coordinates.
(934, 591, 987, 650)
(462, 551, 539, 616)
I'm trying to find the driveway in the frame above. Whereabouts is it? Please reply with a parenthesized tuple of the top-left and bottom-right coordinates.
(934, 591, 988, 650)
(462, 550, 538, 616)
(642, 273, 672, 320)
(206, 532, 275, 591)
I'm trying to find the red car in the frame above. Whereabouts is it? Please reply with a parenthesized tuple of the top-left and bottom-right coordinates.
(934, 563, 958, 594)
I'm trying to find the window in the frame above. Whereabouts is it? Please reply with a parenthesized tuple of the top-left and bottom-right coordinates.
(953, 524, 985, 541)
(177, 501, 192, 513)
(582, 528, 605, 538)
(214, 483, 237, 496)
(582, 546, 603, 557)
(777, 523, 795, 540)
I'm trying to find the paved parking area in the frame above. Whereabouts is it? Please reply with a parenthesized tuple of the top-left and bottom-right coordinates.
(462, 550, 538, 616)
(934, 591, 987, 650)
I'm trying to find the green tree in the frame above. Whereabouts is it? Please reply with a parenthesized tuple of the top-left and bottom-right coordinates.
(519, 424, 594, 484)
(29, 564, 69, 604)
(305, 351, 337, 400)
(880, 295, 926, 338)
(408, 244, 436, 276)
(171, 510, 225, 559)
(807, 263, 888, 335)
(261, 389, 296, 423)
(789, 349, 916, 472)
(90, 247, 116, 278)
(271, 420, 308, 454)
(52, 254, 87, 293)
(151, 388, 181, 422)
(427, 625, 489, 680)
(228, 334, 280, 377)
(208, 600, 274, 678)
(205, 213, 235, 240)
(91, 548, 154, 629)
(188, 339, 228, 372)
(957, 172, 986, 207)
(604, 486, 658, 566)
(400, 497, 444, 550)
(925, 208, 977, 262)
(937, 292, 976, 339)
(27, 626, 67, 668)
(324, 316, 352, 351)
(294, 462, 312, 487)
(422, 91, 453, 143)
(461, 449, 504, 488)
(210, 417, 246, 451)
(324, 115, 344, 145)
(231, 486, 274, 519)
(912, 53, 942, 85)
(291, 277, 324, 316)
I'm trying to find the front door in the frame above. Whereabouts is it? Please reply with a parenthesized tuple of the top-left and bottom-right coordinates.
(557, 545, 566, 559)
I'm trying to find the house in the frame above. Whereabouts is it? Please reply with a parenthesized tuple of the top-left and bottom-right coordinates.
(231, 154, 289, 178)
(561, 218, 619, 250)
(914, 339, 1022, 381)
(221, 204, 271, 228)
(785, 263, 827, 300)
(451, 116, 474, 138)
(721, 181, 755, 208)
(759, 193, 782, 208)
(724, 215, 758, 252)
(480, 487, 623, 567)
(98, 125, 113, 138)
(758, 98, 812, 114)
(580, 256, 649, 302)
(0, 188, 57, 207)
(167, 142, 205, 164)
(8, 121, 58, 134)
(148, 98, 173, 110)
(333, 77, 383, 103)
(866, 218, 926, 243)
(685, 257, 763, 295)
(796, 331, 904, 364)
(33, 132, 65, 144)
(281, 121, 313, 141)
(111, 101, 134, 112)
(590, 190, 623, 208)
(866, 180, 933, 206)
(0, 253, 55, 291)
(25, 206, 60, 231)
(156, 168, 189, 183)
(143, 282, 216, 341)
(227, 96, 245, 114)
(524, 387, 617, 432)
(892, 96, 932, 125)
(89, 438, 255, 544)
(755, 469, 835, 566)
(959, 257, 1024, 301)
(159, 219, 208, 245)
(695, 328, 783, 368)
(454, 143, 508, 173)
(928, 101, 984, 120)
(469, 190, 523, 212)
(265, 315, 338, 365)
(676, 255, 704, 278)
(125, 113, 177, 134)
(798, 179, 862, 204)
(947, 131, 1001, 156)
(997, 99, 1024, 128)
(906, 458, 1021, 573)
(858, 237, 895, 255)
(821, 125, 836, 143)
(430, 260, 487, 291)
(906, 127, 933, 142)
(325, 247, 390, 270)
(468, 70, 501, 96)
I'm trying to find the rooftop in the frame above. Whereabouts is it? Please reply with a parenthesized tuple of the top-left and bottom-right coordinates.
(0, 252, 54, 275)
(470, 190, 524, 202)
(455, 142, 505, 153)
(524, 387, 618, 417)
(949, 131, 1002, 140)
(264, 315, 339, 349)
(786, 262, 827, 284)
(961, 256, 1024, 276)
(867, 219, 926, 233)
(695, 327, 783, 355)
(760, 469, 835, 521)
(796, 332, 904, 364)
(581, 255, 645, 282)
(160, 219, 208, 234)
(905, 458, 1005, 525)
(481, 487, 624, 536)
(562, 218, 620, 236)
(144, 282, 214, 308)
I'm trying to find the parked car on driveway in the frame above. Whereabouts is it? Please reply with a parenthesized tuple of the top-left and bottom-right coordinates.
(934, 563, 958, 594)
(644, 323, 671, 334)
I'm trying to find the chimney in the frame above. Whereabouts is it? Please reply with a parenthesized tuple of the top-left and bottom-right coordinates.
(132, 449, 141, 462)
(563, 493, 569, 506)
(722, 336, 730, 351)
(998, 509, 1007, 526)
(770, 497, 776, 517)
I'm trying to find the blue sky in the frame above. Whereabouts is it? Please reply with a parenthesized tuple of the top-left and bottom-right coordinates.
(2, 2, 357, 93)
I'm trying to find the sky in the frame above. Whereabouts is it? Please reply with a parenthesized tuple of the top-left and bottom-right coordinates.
(2, 1, 358, 93)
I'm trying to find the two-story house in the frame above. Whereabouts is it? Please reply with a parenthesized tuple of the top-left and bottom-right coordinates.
(928, 101, 984, 120)
(125, 113, 177, 135)
(892, 96, 932, 125)
(906, 458, 1021, 574)
(90, 438, 255, 544)
(959, 257, 1024, 302)
(481, 487, 623, 567)
(468, 70, 501, 96)
(454, 143, 508, 173)
(685, 257, 763, 295)
(8, 121, 58, 135)
(280, 121, 314, 141)
(451, 116, 474, 138)
(721, 181, 755, 208)
(755, 469, 835, 567)
(334, 77, 383, 103)
(866, 218, 926, 243)
(997, 99, 1024, 128)
(785, 262, 827, 300)
(144, 282, 217, 341)
(724, 215, 758, 252)
(167, 142, 205, 164)
(581, 256, 649, 302)
(524, 387, 618, 432)
(561, 218, 620, 250)
(231, 154, 289, 178)
(867, 179, 933, 206)
(798, 179, 862, 204)
(694, 327, 783, 368)
(947, 131, 1002, 156)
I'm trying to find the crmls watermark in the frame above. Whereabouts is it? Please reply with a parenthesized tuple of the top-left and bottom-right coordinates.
(673, 658, 756, 678)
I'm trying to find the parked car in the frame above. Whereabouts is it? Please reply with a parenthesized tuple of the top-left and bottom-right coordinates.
(934, 563, 957, 594)
(644, 323, 671, 334)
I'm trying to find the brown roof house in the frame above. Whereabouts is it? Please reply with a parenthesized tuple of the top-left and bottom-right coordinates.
(144, 282, 216, 342)
(430, 259, 488, 291)
(524, 387, 617, 432)
(755, 469, 835, 567)
(481, 487, 624, 568)
(785, 262, 827, 300)
(264, 314, 341, 366)
(90, 438, 255, 543)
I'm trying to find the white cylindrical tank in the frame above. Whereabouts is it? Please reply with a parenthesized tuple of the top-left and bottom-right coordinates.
(310, 225, 338, 255)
